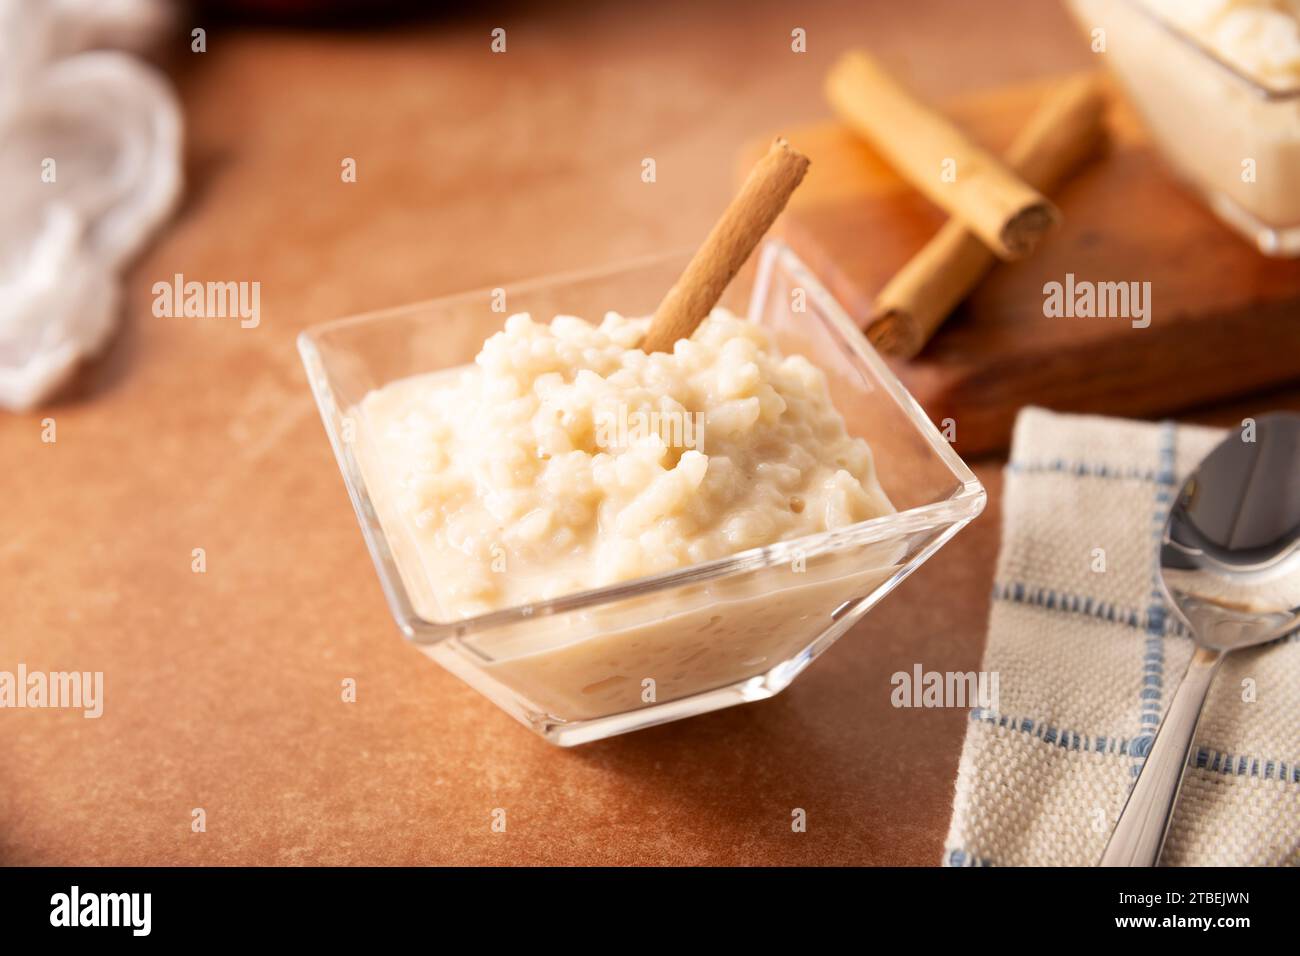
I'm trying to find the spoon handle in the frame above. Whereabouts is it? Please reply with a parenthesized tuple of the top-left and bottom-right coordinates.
(1099, 647, 1224, 866)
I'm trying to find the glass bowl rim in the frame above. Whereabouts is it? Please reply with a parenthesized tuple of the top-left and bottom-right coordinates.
(298, 241, 986, 644)
(1106, 0, 1300, 101)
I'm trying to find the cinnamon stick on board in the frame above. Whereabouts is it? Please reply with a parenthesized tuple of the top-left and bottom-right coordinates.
(826, 50, 1060, 260)
(868, 74, 1109, 358)
(642, 137, 809, 353)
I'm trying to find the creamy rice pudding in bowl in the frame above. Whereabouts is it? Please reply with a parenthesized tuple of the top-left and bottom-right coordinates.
(1066, 0, 1300, 255)
(299, 242, 984, 744)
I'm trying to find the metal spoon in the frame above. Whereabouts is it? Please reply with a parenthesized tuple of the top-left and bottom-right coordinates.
(1099, 412, 1300, 867)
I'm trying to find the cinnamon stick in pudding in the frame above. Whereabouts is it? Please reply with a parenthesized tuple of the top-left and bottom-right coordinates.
(867, 74, 1109, 358)
(642, 137, 809, 353)
(826, 50, 1060, 260)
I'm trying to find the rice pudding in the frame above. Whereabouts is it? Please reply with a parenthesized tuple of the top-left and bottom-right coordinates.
(358, 307, 893, 620)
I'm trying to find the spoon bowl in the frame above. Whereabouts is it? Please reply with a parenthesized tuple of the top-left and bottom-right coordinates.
(1100, 412, 1300, 866)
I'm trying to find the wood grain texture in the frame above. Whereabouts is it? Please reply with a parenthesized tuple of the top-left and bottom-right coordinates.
(749, 76, 1300, 454)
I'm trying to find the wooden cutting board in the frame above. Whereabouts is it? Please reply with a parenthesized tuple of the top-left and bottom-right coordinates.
(742, 74, 1300, 455)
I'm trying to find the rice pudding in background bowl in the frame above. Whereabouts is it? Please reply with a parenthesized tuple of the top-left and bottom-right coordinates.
(1065, 0, 1300, 255)
(299, 241, 985, 745)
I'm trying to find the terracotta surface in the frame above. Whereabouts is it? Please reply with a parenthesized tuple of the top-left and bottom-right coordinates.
(2, 0, 1295, 866)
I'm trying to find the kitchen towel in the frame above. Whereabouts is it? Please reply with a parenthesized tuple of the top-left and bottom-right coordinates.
(0, 0, 181, 411)
(944, 407, 1299, 866)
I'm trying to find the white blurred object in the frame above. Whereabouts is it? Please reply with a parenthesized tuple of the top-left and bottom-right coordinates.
(0, 0, 181, 411)
(46, 0, 176, 58)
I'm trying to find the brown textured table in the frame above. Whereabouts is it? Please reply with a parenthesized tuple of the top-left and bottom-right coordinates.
(3, 0, 1292, 866)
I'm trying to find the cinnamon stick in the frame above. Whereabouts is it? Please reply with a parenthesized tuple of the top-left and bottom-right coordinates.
(642, 137, 809, 353)
(867, 74, 1109, 358)
(826, 50, 1060, 260)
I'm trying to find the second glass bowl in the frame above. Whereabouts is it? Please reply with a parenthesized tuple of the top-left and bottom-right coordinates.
(1066, 0, 1300, 256)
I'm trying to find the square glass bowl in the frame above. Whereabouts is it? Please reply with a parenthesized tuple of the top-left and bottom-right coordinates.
(1065, 0, 1300, 256)
(299, 241, 985, 745)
